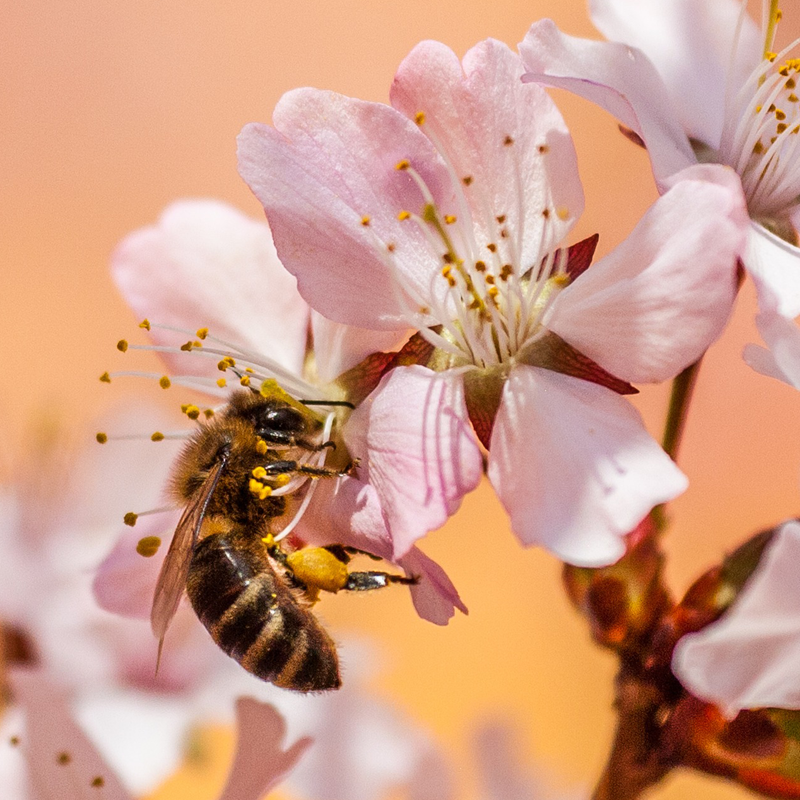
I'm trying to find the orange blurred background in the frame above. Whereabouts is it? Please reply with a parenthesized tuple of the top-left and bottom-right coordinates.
(3, 1, 800, 798)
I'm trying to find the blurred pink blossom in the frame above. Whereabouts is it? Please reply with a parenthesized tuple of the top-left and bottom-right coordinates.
(237, 38, 747, 567)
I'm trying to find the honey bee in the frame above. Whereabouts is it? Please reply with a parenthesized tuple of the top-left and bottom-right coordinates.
(152, 383, 415, 692)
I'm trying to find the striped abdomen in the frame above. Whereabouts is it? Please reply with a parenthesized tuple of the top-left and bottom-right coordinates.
(186, 526, 341, 691)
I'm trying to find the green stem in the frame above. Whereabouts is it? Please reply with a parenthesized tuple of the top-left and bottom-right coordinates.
(661, 359, 703, 463)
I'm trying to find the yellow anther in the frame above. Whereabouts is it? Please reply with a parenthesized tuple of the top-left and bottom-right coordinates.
(462, 175, 473, 186)
(551, 273, 570, 287)
(204, 408, 214, 418)
(240, 375, 251, 387)
(9, 737, 19, 746)
(485, 274, 496, 285)
(249, 478, 265, 494)
(91, 777, 105, 788)
(245, 367, 254, 374)
(217, 377, 227, 387)
(500, 264, 513, 280)
(787, 78, 797, 90)
(159, 376, 171, 389)
(252, 466, 268, 479)
(503, 135, 514, 145)
(778, 122, 788, 133)
(488, 286, 499, 298)
(556, 207, 570, 221)
(116, 339, 128, 352)
(538, 144, 550, 154)
(96, 432, 108, 444)
(136, 535, 161, 557)
(151, 432, 165, 441)
(789, 94, 798, 103)
(756, 104, 763, 113)
(496, 214, 506, 224)
(487, 243, 497, 253)
(180, 341, 194, 351)
(256, 439, 268, 455)
(475, 260, 487, 272)
(767, 51, 777, 62)
(442, 252, 455, 264)
(57, 752, 71, 765)
(769, 103, 777, 113)
(415, 111, 425, 125)
(361, 215, 371, 226)
(196, 327, 208, 339)
(395, 159, 410, 171)
(441, 264, 452, 278)
(397, 210, 411, 221)
(274, 473, 291, 487)
(500, 228, 509, 238)
(776, 108, 787, 121)
(444, 214, 457, 224)
(124, 512, 138, 526)
(183, 404, 201, 420)
(754, 140, 765, 154)
(99, 372, 111, 383)
(387, 242, 396, 252)
(139, 319, 151, 330)
(262, 533, 275, 546)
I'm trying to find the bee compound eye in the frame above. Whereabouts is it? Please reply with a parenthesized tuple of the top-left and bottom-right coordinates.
(261, 406, 306, 433)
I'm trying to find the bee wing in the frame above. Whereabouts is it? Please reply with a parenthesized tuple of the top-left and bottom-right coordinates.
(151, 458, 227, 643)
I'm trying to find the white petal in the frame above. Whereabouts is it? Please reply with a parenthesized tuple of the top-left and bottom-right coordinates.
(488, 367, 687, 566)
(673, 521, 800, 716)
(589, 0, 761, 147)
(743, 311, 800, 389)
(745, 223, 800, 319)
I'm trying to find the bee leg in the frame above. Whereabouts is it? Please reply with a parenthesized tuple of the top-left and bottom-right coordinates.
(343, 571, 419, 592)
(323, 545, 352, 564)
(262, 460, 355, 479)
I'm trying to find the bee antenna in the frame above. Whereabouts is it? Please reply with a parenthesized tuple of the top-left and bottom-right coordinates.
(300, 399, 356, 410)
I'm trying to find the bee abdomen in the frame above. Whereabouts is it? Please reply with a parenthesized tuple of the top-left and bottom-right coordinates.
(186, 531, 340, 692)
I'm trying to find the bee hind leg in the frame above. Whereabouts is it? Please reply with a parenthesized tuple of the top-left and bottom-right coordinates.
(343, 571, 418, 592)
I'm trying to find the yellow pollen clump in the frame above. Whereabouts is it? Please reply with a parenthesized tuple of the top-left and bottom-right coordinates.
(444, 214, 457, 224)
(99, 372, 111, 383)
(415, 111, 426, 125)
(159, 376, 171, 389)
(274, 474, 291, 487)
(151, 432, 165, 441)
(767, 51, 777, 62)
(776, 108, 787, 121)
(256, 439, 268, 455)
(462, 175, 473, 186)
(204, 408, 214, 418)
(397, 210, 411, 221)
(249, 479, 272, 500)
(196, 327, 208, 339)
(139, 319, 151, 330)
(217, 377, 227, 387)
(124, 512, 138, 526)
(252, 466, 268, 479)
(245, 367, 254, 374)
(361, 215, 371, 226)
(395, 159, 410, 171)
(136, 536, 161, 557)
(116, 339, 128, 352)
(96, 432, 108, 444)
(180, 341, 193, 351)
(240, 375, 251, 387)
(556, 207, 570, 221)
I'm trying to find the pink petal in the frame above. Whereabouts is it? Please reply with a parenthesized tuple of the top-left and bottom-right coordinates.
(296, 477, 466, 625)
(349, 366, 483, 559)
(9, 668, 133, 800)
(672, 521, 800, 716)
(488, 367, 687, 566)
(390, 38, 583, 258)
(589, 0, 761, 148)
(546, 164, 746, 383)
(519, 19, 696, 187)
(743, 311, 800, 388)
(311, 312, 408, 385)
(218, 698, 311, 800)
(112, 200, 309, 377)
(238, 93, 454, 330)
(93, 516, 177, 620)
(398, 547, 468, 625)
(745, 223, 800, 319)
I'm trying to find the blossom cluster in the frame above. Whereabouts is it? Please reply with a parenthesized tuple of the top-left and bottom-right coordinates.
(6, 0, 800, 797)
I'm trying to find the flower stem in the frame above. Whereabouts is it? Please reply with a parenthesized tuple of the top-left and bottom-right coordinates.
(661, 359, 703, 463)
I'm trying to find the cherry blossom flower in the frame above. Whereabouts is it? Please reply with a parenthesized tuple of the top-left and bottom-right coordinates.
(237, 38, 748, 566)
(3, 669, 310, 800)
(672, 520, 800, 717)
(108, 198, 465, 625)
(520, 0, 800, 371)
